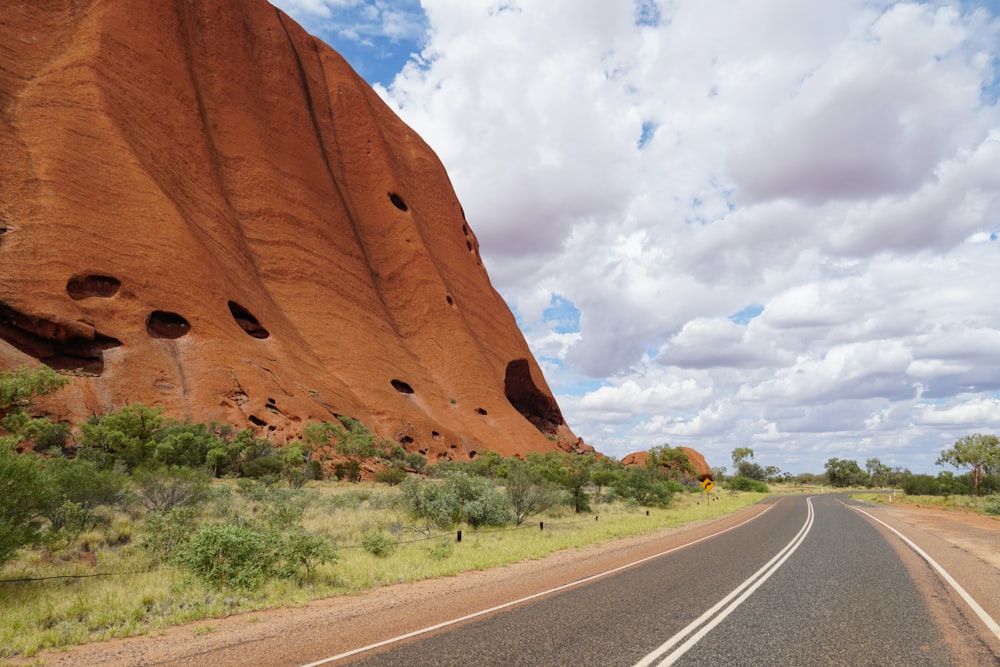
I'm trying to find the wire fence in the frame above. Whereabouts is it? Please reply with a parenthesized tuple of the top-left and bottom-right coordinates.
(0, 515, 606, 584)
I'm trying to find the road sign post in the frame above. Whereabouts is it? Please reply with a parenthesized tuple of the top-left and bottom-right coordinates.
(700, 477, 715, 509)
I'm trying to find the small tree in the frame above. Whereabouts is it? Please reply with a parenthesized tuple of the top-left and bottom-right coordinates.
(937, 434, 1000, 496)
(0, 365, 68, 428)
(0, 441, 47, 564)
(303, 418, 378, 482)
(78, 404, 164, 471)
(646, 445, 695, 481)
(824, 458, 868, 488)
(505, 464, 558, 524)
(131, 465, 211, 512)
(865, 458, 891, 488)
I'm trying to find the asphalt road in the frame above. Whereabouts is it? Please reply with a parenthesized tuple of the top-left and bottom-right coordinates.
(330, 495, 998, 666)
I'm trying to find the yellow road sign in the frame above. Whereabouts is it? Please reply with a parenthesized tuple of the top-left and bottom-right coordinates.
(700, 478, 715, 493)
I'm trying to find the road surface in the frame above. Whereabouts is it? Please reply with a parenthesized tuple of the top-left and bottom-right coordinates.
(323, 495, 1000, 666)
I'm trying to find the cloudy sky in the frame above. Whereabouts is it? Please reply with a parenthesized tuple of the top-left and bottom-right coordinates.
(271, 0, 1000, 475)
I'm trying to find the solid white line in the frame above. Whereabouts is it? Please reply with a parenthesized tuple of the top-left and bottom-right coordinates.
(634, 497, 815, 667)
(849, 504, 1000, 642)
(299, 502, 778, 666)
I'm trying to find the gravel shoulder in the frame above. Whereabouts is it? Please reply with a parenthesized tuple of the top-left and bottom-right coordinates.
(11, 497, 1000, 667)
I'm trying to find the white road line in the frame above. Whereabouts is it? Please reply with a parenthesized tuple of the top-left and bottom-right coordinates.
(299, 503, 778, 666)
(849, 503, 1000, 642)
(634, 497, 815, 667)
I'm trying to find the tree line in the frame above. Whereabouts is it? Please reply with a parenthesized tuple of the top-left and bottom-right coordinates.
(821, 433, 1000, 496)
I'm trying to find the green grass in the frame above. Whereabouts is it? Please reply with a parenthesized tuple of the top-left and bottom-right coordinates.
(0, 484, 765, 659)
(851, 490, 1000, 515)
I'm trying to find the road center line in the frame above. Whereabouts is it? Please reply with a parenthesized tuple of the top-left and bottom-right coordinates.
(848, 503, 1000, 642)
(299, 503, 778, 666)
(634, 497, 815, 667)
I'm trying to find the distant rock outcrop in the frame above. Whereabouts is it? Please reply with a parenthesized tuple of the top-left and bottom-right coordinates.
(0, 0, 586, 461)
(621, 448, 713, 480)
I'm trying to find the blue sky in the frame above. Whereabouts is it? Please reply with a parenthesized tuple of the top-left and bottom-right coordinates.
(272, 0, 1000, 475)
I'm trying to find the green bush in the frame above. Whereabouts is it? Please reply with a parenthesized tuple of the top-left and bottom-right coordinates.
(0, 444, 47, 563)
(464, 486, 512, 528)
(277, 526, 336, 581)
(78, 404, 164, 471)
(374, 465, 407, 486)
(612, 467, 679, 508)
(401, 478, 462, 529)
(175, 523, 279, 590)
(47, 499, 100, 535)
(361, 531, 393, 557)
(985, 496, 1000, 516)
(425, 538, 454, 560)
(402, 472, 513, 529)
(725, 477, 769, 493)
(140, 506, 200, 559)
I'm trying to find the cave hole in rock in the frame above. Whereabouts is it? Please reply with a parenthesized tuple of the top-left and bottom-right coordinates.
(248, 415, 266, 427)
(504, 359, 565, 435)
(0, 300, 121, 375)
(469, 450, 478, 459)
(227, 301, 269, 339)
(66, 274, 121, 300)
(391, 379, 414, 394)
(389, 192, 408, 212)
(147, 311, 190, 339)
(462, 224, 469, 236)
(446, 295, 454, 307)
(399, 435, 414, 445)
(267, 397, 276, 404)
(466, 240, 473, 252)
(431, 431, 440, 440)
(475, 407, 487, 415)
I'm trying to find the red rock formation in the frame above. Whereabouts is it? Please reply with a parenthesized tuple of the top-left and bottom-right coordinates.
(621, 448, 713, 480)
(0, 0, 586, 461)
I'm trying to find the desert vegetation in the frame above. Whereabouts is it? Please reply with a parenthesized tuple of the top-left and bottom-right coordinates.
(0, 365, 765, 658)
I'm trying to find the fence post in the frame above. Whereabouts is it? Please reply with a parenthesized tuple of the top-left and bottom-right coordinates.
(595, 515, 600, 522)
(456, 530, 462, 542)
(539, 521, 544, 531)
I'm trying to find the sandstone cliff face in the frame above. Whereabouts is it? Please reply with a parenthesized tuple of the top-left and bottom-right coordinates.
(0, 0, 584, 460)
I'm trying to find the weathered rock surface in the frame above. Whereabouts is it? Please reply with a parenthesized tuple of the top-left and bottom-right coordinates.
(621, 448, 714, 480)
(0, 0, 585, 460)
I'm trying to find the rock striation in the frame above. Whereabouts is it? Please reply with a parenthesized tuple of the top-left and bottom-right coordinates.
(0, 0, 585, 461)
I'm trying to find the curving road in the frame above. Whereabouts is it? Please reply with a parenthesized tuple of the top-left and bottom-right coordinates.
(321, 495, 1000, 667)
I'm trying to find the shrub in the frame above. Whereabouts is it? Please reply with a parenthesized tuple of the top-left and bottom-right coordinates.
(374, 465, 407, 486)
(464, 487, 512, 528)
(612, 467, 680, 507)
(78, 404, 164, 471)
(151, 422, 221, 468)
(140, 506, 200, 559)
(175, 523, 279, 590)
(361, 531, 393, 557)
(725, 477, 769, 493)
(985, 496, 1000, 516)
(131, 465, 212, 512)
(425, 538, 454, 560)
(277, 526, 336, 581)
(401, 478, 462, 529)
(47, 500, 100, 535)
(0, 443, 47, 564)
(505, 465, 559, 524)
